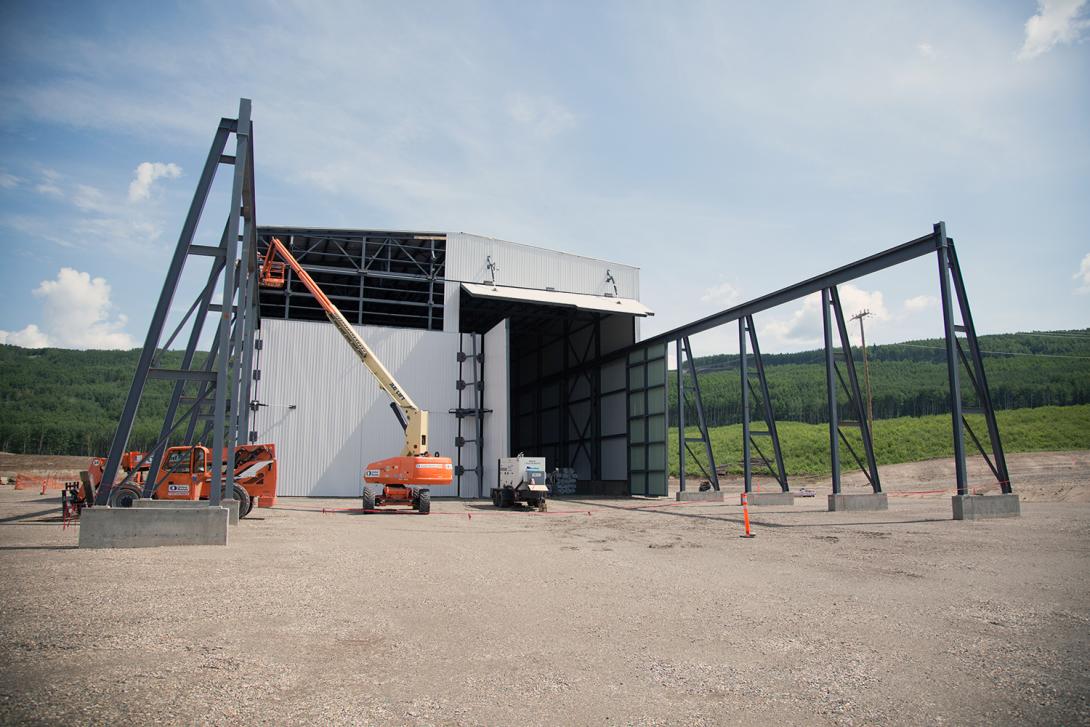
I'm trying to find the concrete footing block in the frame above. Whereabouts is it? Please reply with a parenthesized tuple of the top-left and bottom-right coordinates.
(220, 498, 240, 525)
(133, 498, 239, 524)
(676, 489, 724, 502)
(828, 493, 889, 512)
(952, 494, 1020, 521)
(742, 492, 795, 506)
(79, 506, 229, 549)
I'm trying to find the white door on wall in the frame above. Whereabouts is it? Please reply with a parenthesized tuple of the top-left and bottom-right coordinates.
(480, 319, 510, 498)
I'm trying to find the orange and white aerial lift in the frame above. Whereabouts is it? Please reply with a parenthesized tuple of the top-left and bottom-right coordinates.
(259, 237, 452, 514)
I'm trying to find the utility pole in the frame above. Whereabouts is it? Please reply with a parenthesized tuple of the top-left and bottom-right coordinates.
(851, 309, 874, 428)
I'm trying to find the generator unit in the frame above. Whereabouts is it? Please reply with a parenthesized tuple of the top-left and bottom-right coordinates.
(492, 456, 548, 511)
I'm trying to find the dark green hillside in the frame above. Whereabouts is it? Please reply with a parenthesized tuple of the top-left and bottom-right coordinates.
(0, 329, 1087, 457)
(0, 347, 209, 456)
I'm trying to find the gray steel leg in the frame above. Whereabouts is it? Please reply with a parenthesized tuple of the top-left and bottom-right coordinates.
(676, 338, 685, 491)
(935, 223, 967, 496)
(739, 319, 752, 493)
(822, 289, 841, 494)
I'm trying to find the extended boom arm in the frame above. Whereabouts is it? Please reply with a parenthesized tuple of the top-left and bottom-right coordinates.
(260, 237, 431, 456)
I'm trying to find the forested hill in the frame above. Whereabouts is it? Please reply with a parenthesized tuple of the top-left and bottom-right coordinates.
(0, 329, 1088, 456)
(671, 329, 1090, 426)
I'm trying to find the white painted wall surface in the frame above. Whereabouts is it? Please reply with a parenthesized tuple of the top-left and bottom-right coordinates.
(480, 319, 510, 497)
(254, 319, 460, 497)
(446, 233, 640, 299)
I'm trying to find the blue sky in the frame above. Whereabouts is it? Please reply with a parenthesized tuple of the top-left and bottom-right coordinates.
(0, 0, 1087, 357)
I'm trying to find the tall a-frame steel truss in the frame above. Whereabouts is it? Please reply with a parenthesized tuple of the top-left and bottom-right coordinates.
(94, 99, 260, 507)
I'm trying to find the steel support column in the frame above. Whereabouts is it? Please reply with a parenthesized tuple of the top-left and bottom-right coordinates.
(210, 99, 252, 506)
(936, 223, 968, 495)
(822, 289, 841, 494)
(676, 338, 686, 491)
(739, 319, 752, 493)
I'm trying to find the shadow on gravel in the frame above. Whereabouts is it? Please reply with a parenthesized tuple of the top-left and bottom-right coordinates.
(0, 508, 63, 524)
(0, 545, 78, 551)
(561, 499, 949, 530)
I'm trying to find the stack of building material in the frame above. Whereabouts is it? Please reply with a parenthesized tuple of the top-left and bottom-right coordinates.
(550, 468, 577, 496)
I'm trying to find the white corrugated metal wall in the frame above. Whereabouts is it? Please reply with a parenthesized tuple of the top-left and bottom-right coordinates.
(255, 319, 459, 497)
(481, 319, 509, 497)
(446, 233, 639, 299)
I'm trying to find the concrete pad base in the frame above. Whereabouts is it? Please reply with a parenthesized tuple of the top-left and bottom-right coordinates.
(676, 489, 724, 502)
(221, 498, 240, 525)
(952, 494, 1020, 521)
(742, 492, 795, 506)
(79, 506, 229, 549)
(828, 493, 889, 512)
(133, 498, 239, 524)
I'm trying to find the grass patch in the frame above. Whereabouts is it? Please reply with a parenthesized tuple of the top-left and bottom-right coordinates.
(669, 404, 1090, 477)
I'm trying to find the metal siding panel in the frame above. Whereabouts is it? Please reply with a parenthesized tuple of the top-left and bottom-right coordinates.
(447, 232, 639, 298)
(256, 319, 460, 497)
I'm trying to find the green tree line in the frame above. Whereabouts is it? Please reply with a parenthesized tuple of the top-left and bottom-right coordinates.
(0, 329, 1087, 457)
(0, 347, 215, 456)
(670, 330, 1090, 427)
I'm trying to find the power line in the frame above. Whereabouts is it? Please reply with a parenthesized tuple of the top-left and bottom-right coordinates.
(987, 332, 1090, 341)
(894, 343, 1090, 360)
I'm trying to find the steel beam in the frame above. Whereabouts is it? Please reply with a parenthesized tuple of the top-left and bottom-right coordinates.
(634, 231, 942, 352)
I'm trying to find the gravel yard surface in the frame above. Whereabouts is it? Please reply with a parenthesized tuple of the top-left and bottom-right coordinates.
(1, 452, 1088, 726)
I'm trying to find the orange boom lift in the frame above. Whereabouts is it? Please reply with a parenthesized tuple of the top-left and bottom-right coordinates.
(259, 237, 452, 514)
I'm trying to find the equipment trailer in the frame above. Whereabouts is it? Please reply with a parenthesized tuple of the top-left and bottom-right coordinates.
(259, 237, 452, 514)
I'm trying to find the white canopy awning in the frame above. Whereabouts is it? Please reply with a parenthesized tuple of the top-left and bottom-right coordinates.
(461, 282, 653, 317)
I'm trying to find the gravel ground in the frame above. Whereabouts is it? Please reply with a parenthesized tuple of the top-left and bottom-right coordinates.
(0, 453, 1088, 726)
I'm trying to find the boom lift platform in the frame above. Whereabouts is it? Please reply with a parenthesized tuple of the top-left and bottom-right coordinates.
(259, 237, 452, 514)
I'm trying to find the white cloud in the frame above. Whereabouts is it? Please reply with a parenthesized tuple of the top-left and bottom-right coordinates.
(128, 161, 181, 202)
(506, 93, 576, 138)
(0, 170, 21, 189)
(1018, 0, 1090, 60)
(902, 294, 939, 313)
(1075, 252, 1090, 293)
(764, 283, 889, 347)
(72, 183, 109, 212)
(700, 281, 741, 307)
(35, 169, 63, 198)
(916, 42, 937, 59)
(0, 268, 134, 349)
(0, 324, 50, 348)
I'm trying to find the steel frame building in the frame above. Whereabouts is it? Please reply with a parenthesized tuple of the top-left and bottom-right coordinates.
(96, 100, 1013, 514)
